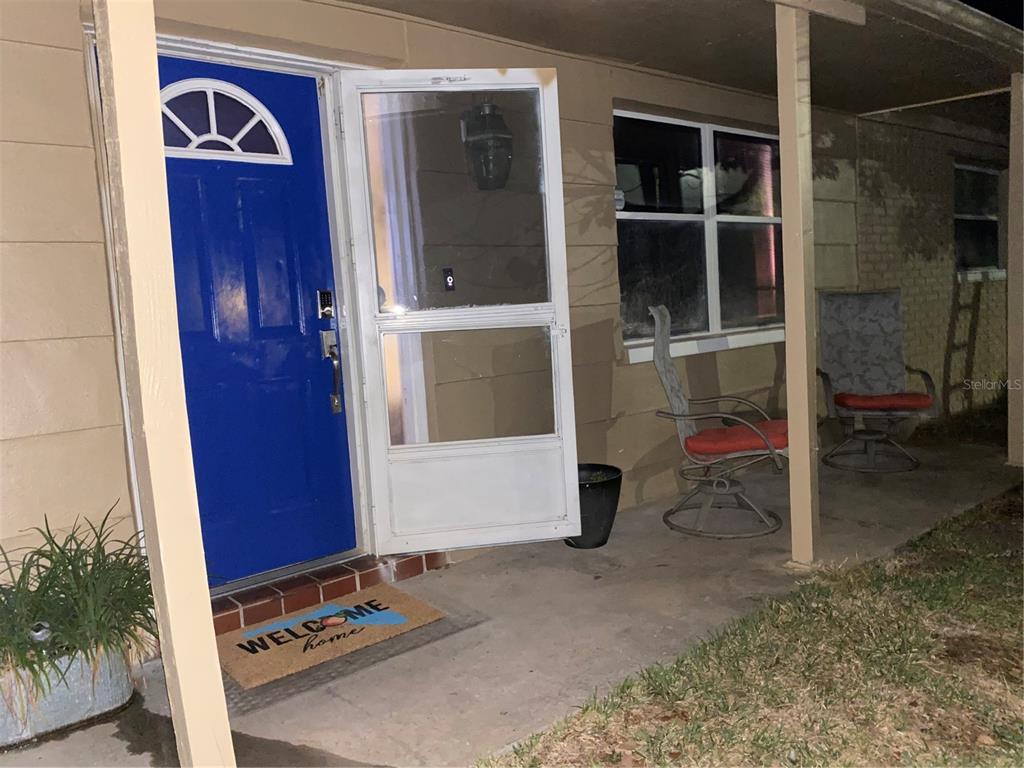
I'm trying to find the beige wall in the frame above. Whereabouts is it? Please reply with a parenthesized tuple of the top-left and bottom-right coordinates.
(146, 0, 799, 505)
(1, 0, 1008, 553)
(855, 117, 1009, 415)
(0, 0, 134, 555)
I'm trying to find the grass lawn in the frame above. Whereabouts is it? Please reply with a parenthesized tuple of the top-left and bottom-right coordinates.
(487, 488, 1023, 767)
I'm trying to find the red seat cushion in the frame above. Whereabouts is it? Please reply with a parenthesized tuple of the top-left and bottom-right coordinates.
(684, 419, 788, 456)
(834, 392, 933, 411)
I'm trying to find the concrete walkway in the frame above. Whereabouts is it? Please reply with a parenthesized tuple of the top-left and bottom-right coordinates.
(2, 445, 1018, 767)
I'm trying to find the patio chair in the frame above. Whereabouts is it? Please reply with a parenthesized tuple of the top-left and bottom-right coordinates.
(817, 289, 937, 473)
(649, 305, 786, 539)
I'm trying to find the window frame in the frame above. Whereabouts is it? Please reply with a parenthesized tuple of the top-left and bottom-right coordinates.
(160, 77, 294, 165)
(953, 162, 1004, 280)
(613, 109, 785, 362)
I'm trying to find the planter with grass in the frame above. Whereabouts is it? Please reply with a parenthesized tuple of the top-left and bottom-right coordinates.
(0, 513, 156, 747)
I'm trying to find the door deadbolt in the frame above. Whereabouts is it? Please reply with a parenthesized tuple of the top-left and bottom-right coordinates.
(317, 289, 335, 319)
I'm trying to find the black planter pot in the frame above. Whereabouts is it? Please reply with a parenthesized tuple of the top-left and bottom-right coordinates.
(565, 463, 623, 549)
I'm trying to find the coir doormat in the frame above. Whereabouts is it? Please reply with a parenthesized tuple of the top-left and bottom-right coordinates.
(217, 583, 445, 689)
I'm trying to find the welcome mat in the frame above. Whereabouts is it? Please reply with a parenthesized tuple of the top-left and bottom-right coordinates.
(216, 583, 445, 689)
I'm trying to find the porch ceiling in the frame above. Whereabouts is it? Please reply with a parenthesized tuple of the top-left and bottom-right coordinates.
(912, 91, 1012, 136)
(345, 0, 1021, 123)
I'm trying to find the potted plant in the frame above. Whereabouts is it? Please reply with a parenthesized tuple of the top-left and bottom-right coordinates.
(0, 510, 156, 747)
(565, 464, 623, 549)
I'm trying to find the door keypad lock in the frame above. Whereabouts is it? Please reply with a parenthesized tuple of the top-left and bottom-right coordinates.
(317, 289, 335, 319)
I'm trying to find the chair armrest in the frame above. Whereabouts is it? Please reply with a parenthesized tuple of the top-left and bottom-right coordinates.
(817, 369, 837, 419)
(906, 366, 938, 414)
(656, 410, 785, 470)
(688, 395, 771, 421)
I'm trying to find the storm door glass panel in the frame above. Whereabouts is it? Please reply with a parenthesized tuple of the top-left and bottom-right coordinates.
(613, 116, 702, 213)
(717, 222, 784, 329)
(361, 90, 548, 313)
(617, 220, 707, 339)
(383, 327, 554, 446)
(714, 132, 781, 217)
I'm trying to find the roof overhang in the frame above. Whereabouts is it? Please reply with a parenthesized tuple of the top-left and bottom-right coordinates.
(339, 0, 1020, 136)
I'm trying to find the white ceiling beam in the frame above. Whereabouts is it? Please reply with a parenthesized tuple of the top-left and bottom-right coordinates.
(859, 86, 1011, 116)
(766, 0, 866, 25)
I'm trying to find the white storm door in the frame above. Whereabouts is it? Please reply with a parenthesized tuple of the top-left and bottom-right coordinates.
(340, 68, 580, 554)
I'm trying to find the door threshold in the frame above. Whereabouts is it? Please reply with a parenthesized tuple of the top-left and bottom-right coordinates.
(209, 548, 364, 598)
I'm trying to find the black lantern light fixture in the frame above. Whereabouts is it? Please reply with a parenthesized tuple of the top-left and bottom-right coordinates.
(461, 102, 513, 191)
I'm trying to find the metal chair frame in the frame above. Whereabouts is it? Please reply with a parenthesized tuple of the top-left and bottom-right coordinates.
(649, 305, 786, 539)
(817, 366, 937, 472)
(817, 288, 938, 474)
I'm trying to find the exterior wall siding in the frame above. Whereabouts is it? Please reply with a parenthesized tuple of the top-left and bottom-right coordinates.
(152, 0, 793, 506)
(0, 0, 1008, 556)
(0, 0, 134, 554)
(855, 118, 1008, 416)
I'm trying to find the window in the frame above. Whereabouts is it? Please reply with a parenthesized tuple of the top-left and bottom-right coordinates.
(614, 111, 784, 345)
(953, 165, 1001, 272)
(160, 78, 292, 164)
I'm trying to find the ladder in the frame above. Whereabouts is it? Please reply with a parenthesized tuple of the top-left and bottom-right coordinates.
(940, 275, 982, 416)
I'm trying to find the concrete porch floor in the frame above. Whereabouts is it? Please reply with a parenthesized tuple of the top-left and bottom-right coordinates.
(2, 444, 1018, 767)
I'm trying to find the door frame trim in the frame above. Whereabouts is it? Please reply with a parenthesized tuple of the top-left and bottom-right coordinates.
(84, 29, 378, 571)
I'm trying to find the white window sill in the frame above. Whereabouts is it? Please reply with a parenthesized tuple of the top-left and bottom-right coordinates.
(625, 325, 785, 364)
(958, 267, 1007, 283)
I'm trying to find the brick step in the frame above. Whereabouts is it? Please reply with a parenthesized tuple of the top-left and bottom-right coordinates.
(210, 551, 450, 635)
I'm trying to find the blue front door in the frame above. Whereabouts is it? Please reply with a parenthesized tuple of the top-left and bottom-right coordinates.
(159, 57, 356, 586)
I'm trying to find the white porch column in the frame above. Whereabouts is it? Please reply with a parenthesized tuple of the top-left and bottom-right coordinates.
(1008, 72, 1023, 468)
(775, 4, 820, 563)
(91, 0, 236, 764)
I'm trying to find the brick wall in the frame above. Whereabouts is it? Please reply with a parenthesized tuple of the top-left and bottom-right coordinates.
(855, 118, 1008, 415)
(813, 110, 859, 291)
